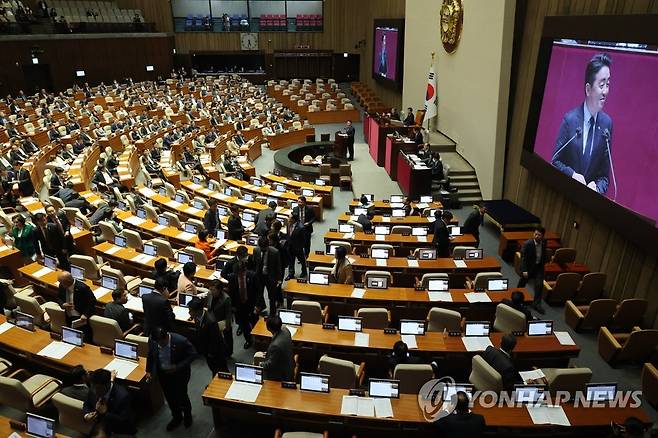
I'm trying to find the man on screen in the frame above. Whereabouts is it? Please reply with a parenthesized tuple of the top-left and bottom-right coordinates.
(551, 53, 612, 194)
(378, 34, 388, 77)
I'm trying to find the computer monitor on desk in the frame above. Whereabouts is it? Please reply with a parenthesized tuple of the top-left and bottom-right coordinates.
(465, 249, 483, 260)
(62, 326, 84, 347)
(338, 316, 362, 332)
(101, 275, 119, 290)
(417, 248, 437, 260)
(412, 227, 428, 236)
(114, 339, 139, 362)
(354, 207, 367, 216)
(278, 309, 302, 326)
(26, 413, 55, 438)
(339, 223, 354, 233)
(371, 248, 389, 259)
(114, 235, 127, 247)
(464, 321, 490, 337)
(300, 372, 330, 393)
(366, 276, 388, 289)
(309, 271, 329, 285)
(487, 278, 508, 291)
(586, 383, 617, 402)
(400, 319, 425, 335)
(374, 226, 390, 235)
(369, 378, 400, 398)
(514, 384, 546, 403)
(527, 320, 554, 336)
(427, 278, 449, 292)
(235, 363, 263, 384)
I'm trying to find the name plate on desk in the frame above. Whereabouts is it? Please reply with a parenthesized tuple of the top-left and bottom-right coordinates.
(216, 371, 233, 380)
(384, 328, 397, 335)
(322, 323, 335, 330)
(281, 381, 297, 389)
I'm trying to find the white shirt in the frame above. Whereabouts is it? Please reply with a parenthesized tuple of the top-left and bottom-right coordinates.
(582, 102, 597, 155)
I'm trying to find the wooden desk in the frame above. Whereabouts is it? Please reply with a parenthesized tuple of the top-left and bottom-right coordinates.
(0, 245, 25, 286)
(261, 172, 334, 208)
(0, 415, 68, 437)
(236, 156, 256, 178)
(337, 213, 458, 227)
(323, 231, 477, 257)
(203, 378, 649, 436)
(367, 120, 413, 167)
(348, 200, 443, 214)
(306, 109, 361, 125)
(306, 254, 501, 287)
(283, 280, 532, 323)
(268, 127, 316, 151)
(498, 230, 561, 260)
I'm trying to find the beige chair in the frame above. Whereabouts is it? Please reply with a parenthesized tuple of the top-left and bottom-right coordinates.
(493, 303, 527, 333)
(467, 272, 502, 290)
(610, 299, 649, 332)
(347, 220, 363, 231)
(122, 228, 144, 251)
(52, 393, 94, 434)
(356, 308, 389, 329)
(14, 292, 50, 327)
(551, 247, 576, 264)
(598, 327, 658, 365)
(69, 255, 105, 281)
(0, 357, 11, 376)
(125, 334, 149, 357)
(163, 182, 176, 198)
(391, 225, 412, 235)
(175, 190, 191, 204)
(318, 355, 365, 389)
(469, 355, 503, 392)
(641, 363, 658, 408)
(98, 221, 119, 243)
(452, 246, 477, 259)
(427, 307, 462, 332)
(418, 273, 449, 289)
(184, 246, 209, 265)
(100, 266, 141, 292)
(564, 299, 617, 332)
(274, 430, 328, 438)
(61, 207, 80, 224)
(542, 367, 592, 395)
(573, 272, 606, 303)
(393, 364, 434, 394)
(152, 238, 176, 258)
(542, 272, 580, 305)
(291, 300, 329, 325)
(89, 315, 140, 349)
(49, 196, 65, 211)
(162, 212, 182, 229)
(143, 204, 159, 222)
(363, 270, 393, 286)
(0, 370, 61, 412)
(42, 302, 66, 334)
(192, 196, 209, 210)
(328, 241, 352, 254)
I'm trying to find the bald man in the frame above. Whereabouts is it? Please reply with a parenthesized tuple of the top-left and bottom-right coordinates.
(57, 271, 97, 338)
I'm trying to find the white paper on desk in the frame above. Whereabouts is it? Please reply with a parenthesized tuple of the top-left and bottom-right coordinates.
(215, 193, 229, 201)
(173, 306, 190, 320)
(105, 246, 121, 255)
(200, 188, 213, 196)
(213, 239, 227, 249)
(343, 233, 354, 240)
(125, 216, 146, 226)
(211, 271, 223, 280)
(461, 336, 493, 352)
(93, 287, 111, 299)
(356, 397, 375, 417)
(188, 183, 201, 190)
(125, 295, 144, 312)
(69, 226, 81, 235)
(104, 358, 138, 380)
(349, 215, 358, 221)
(0, 245, 10, 252)
(374, 398, 394, 418)
(166, 200, 183, 209)
(134, 254, 156, 264)
(354, 332, 370, 347)
(186, 207, 201, 215)
(235, 199, 249, 206)
(32, 267, 53, 278)
(351, 288, 366, 298)
(375, 259, 387, 267)
(347, 257, 356, 264)
(416, 236, 427, 242)
(0, 321, 15, 334)
(225, 381, 262, 403)
(224, 241, 239, 250)
(382, 217, 391, 223)
(453, 260, 468, 268)
(526, 405, 570, 426)
(519, 369, 546, 384)
(428, 292, 453, 302)
(407, 259, 419, 268)
(415, 203, 429, 209)
(464, 292, 491, 303)
(286, 325, 298, 338)
(554, 331, 576, 346)
(341, 395, 358, 415)
(37, 341, 76, 359)
(375, 234, 385, 241)
(401, 334, 417, 349)
(151, 225, 166, 232)
(176, 232, 195, 241)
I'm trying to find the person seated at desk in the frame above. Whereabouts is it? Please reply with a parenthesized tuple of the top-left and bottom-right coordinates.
(418, 143, 432, 161)
(178, 262, 200, 296)
(50, 167, 66, 192)
(151, 258, 179, 294)
(22, 138, 39, 154)
(92, 163, 121, 192)
(481, 334, 522, 392)
(402, 196, 415, 216)
(387, 340, 421, 378)
(262, 123, 275, 137)
(89, 199, 118, 227)
(429, 152, 445, 180)
(357, 211, 374, 233)
(330, 245, 353, 285)
(233, 130, 246, 146)
(502, 290, 533, 322)
(60, 365, 90, 402)
(433, 391, 486, 437)
(9, 143, 27, 165)
(195, 229, 220, 261)
(259, 314, 294, 382)
(105, 148, 119, 171)
(83, 368, 137, 436)
(403, 107, 415, 126)
(104, 288, 132, 332)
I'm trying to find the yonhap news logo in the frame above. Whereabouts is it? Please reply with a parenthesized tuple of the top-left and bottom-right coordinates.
(417, 376, 457, 422)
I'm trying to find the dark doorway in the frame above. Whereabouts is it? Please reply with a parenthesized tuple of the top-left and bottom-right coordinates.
(333, 53, 360, 83)
(22, 64, 53, 94)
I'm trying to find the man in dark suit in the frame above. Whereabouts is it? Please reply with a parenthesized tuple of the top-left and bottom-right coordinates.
(502, 291, 533, 322)
(357, 211, 374, 233)
(481, 334, 522, 392)
(188, 297, 227, 374)
(254, 201, 276, 233)
(13, 163, 34, 197)
(227, 205, 244, 241)
(83, 369, 137, 436)
(207, 280, 233, 357)
(519, 226, 547, 314)
(56, 271, 96, 339)
(253, 236, 282, 314)
(462, 203, 486, 248)
(203, 199, 220, 234)
(434, 391, 485, 437)
(403, 107, 415, 126)
(46, 204, 74, 255)
(551, 53, 612, 195)
(341, 120, 356, 160)
(60, 365, 90, 402)
(104, 288, 132, 332)
(285, 213, 307, 280)
(141, 277, 175, 336)
(260, 315, 294, 381)
(432, 210, 452, 258)
(227, 261, 259, 349)
(146, 327, 197, 430)
(292, 196, 315, 258)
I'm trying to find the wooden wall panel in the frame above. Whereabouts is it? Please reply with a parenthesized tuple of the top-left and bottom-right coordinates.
(504, 0, 658, 327)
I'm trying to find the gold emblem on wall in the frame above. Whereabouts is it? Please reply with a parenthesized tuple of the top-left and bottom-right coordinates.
(440, 0, 463, 54)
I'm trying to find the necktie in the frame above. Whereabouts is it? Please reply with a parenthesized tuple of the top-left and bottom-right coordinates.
(583, 116, 595, 172)
(300, 208, 305, 225)
(238, 274, 247, 303)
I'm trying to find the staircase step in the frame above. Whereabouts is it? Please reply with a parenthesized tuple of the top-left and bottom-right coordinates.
(431, 144, 456, 153)
(449, 174, 477, 182)
(452, 182, 480, 190)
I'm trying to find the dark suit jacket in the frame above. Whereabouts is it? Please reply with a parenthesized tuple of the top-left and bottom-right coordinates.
(104, 302, 131, 332)
(462, 210, 483, 241)
(141, 291, 175, 336)
(208, 293, 232, 323)
(434, 411, 486, 437)
(481, 346, 522, 392)
(285, 222, 306, 254)
(227, 214, 244, 241)
(551, 104, 612, 194)
(292, 205, 315, 235)
(432, 220, 450, 258)
(356, 214, 373, 232)
(146, 332, 197, 378)
(203, 208, 219, 234)
(193, 311, 224, 359)
(252, 246, 281, 283)
(227, 271, 259, 308)
(57, 280, 96, 319)
(17, 168, 34, 196)
(60, 384, 89, 402)
(403, 113, 415, 126)
(83, 383, 136, 435)
(261, 327, 295, 382)
(519, 238, 547, 277)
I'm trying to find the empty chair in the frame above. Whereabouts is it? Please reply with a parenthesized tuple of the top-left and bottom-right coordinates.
(274, 430, 327, 438)
(175, 190, 190, 204)
(551, 247, 576, 264)
(564, 299, 617, 332)
(151, 238, 175, 258)
(356, 308, 389, 329)
(100, 266, 141, 292)
(467, 272, 502, 290)
(363, 270, 393, 286)
(162, 212, 182, 229)
(98, 221, 119, 243)
(0, 371, 61, 413)
(542, 367, 592, 395)
(184, 246, 209, 265)
(492, 303, 526, 333)
(573, 272, 606, 303)
(426, 307, 462, 332)
(452, 246, 476, 259)
(69, 255, 105, 281)
(390, 225, 412, 235)
(143, 204, 159, 222)
(543, 272, 580, 305)
(469, 355, 503, 392)
(52, 393, 94, 434)
(291, 300, 328, 324)
(89, 315, 138, 349)
(317, 355, 365, 390)
(43, 302, 66, 334)
(124, 334, 149, 357)
(339, 164, 352, 190)
(328, 240, 351, 254)
(14, 292, 50, 327)
(49, 196, 65, 210)
(192, 196, 209, 209)
(610, 299, 649, 332)
(0, 357, 11, 376)
(393, 364, 434, 394)
(598, 327, 658, 365)
(418, 273, 449, 289)
(370, 243, 394, 257)
(163, 182, 176, 198)
(187, 218, 205, 231)
(122, 228, 144, 251)
(319, 164, 331, 184)
(641, 363, 658, 408)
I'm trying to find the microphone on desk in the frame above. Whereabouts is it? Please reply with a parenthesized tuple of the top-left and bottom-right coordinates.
(551, 127, 582, 163)
(602, 128, 618, 201)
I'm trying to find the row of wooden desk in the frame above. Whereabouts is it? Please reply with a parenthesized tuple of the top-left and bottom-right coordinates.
(261, 172, 334, 208)
(268, 127, 316, 151)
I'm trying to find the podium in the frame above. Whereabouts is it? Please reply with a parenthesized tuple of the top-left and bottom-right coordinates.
(397, 152, 431, 198)
(385, 135, 417, 181)
(333, 131, 348, 158)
